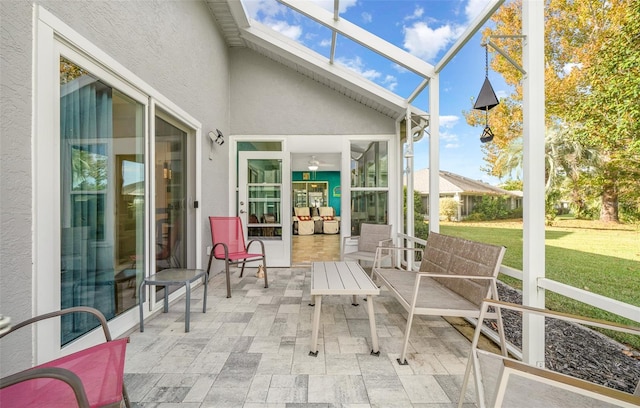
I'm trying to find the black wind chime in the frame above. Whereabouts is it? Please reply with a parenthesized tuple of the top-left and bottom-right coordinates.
(473, 44, 500, 143)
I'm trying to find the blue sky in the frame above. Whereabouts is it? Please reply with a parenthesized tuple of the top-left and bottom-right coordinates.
(242, 0, 512, 185)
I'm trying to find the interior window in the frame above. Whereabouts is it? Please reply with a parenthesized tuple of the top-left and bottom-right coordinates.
(350, 141, 388, 235)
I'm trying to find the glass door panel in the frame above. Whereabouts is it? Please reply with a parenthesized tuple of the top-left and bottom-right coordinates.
(239, 152, 291, 266)
(247, 185, 282, 238)
(60, 58, 145, 344)
(155, 116, 187, 275)
(246, 160, 282, 239)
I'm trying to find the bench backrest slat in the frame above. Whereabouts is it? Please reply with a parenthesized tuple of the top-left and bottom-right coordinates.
(420, 232, 506, 306)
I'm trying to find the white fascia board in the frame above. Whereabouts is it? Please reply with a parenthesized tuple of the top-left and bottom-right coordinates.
(227, 0, 251, 28)
(241, 20, 408, 114)
(435, 0, 505, 73)
(278, 0, 435, 79)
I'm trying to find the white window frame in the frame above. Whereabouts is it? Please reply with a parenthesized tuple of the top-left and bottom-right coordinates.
(341, 136, 396, 240)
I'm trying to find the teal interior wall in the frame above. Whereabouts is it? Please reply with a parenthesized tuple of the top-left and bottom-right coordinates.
(292, 171, 341, 215)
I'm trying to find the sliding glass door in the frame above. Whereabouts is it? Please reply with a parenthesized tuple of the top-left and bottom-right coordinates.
(60, 57, 145, 344)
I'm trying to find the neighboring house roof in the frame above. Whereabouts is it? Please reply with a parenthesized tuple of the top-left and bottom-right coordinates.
(411, 168, 519, 197)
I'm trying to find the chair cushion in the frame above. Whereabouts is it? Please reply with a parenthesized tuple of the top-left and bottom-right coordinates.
(319, 207, 334, 217)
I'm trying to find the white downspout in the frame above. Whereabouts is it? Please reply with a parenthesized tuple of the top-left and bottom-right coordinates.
(406, 106, 414, 238)
(522, 0, 546, 367)
(405, 106, 415, 268)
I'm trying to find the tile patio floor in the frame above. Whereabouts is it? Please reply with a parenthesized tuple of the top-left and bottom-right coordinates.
(124, 266, 478, 407)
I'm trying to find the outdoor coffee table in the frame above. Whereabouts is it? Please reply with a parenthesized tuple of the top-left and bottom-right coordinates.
(309, 261, 380, 356)
(138, 268, 207, 333)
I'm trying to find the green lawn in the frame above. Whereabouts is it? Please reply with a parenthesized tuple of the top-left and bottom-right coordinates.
(436, 220, 640, 349)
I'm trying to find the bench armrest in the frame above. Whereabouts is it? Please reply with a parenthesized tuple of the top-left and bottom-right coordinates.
(417, 272, 497, 280)
(372, 246, 423, 270)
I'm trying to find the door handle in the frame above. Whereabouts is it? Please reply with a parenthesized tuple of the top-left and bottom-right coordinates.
(240, 209, 246, 214)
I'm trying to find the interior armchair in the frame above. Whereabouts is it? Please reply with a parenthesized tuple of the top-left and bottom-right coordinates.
(293, 207, 315, 235)
(318, 206, 340, 234)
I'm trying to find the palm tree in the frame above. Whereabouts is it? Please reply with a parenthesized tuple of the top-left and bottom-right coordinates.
(495, 123, 600, 218)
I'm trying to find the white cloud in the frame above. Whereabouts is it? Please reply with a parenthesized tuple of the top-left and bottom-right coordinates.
(404, 6, 424, 21)
(312, 0, 357, 13)
(441, 130, 460, 149)
(269, 20, 303, 41)
(465, 0, 492, 22)
(335, 56, 382, 81)
(440, 115, 460, 129)
(382, 74, 398, 91)
(336, 57, 398, 91)
(319, 38, 332, 47)
(361, 12, 373, 24)
(401, 0, 493, 62)
(393, 63, 409, 74)
(242, 0, 286, 19)
(403, 21, 465, 62)
(242, 0, 302, 41)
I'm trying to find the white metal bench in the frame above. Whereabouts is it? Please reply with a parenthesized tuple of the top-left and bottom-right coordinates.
(372, 232, 507, 365)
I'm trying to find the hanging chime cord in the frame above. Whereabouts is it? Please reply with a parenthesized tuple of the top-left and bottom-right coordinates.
(484, 44, 489, 126)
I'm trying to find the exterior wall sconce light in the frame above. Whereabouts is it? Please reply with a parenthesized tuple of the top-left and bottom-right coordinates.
(208, 129, 224, 160)
(209, 129, 224, 146)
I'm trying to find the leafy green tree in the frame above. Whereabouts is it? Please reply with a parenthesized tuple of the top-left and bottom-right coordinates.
(440, 198, 458, 221)
(466, 0, 640, 223)
(564, 1, 640, 222)
(403, 187, 429, 240)
(499, 179, 523, 191)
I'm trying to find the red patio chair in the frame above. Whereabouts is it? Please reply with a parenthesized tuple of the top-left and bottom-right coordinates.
(0, 307, 130, 408)
(207, 216, 268, 298)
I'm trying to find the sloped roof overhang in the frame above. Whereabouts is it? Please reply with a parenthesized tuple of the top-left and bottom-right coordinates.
(207, 0, 433, 120)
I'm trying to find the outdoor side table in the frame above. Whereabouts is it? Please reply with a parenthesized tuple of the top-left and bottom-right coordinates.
(138, 268, 207, 333)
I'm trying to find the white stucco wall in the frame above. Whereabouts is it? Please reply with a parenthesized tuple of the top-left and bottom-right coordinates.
(1, 0, 40, 377)
(229, 48, 396, 135)
(0, 0, 230, 375)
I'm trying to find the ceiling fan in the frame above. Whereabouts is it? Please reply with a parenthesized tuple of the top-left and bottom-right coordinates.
(307, 155, 331, 171)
